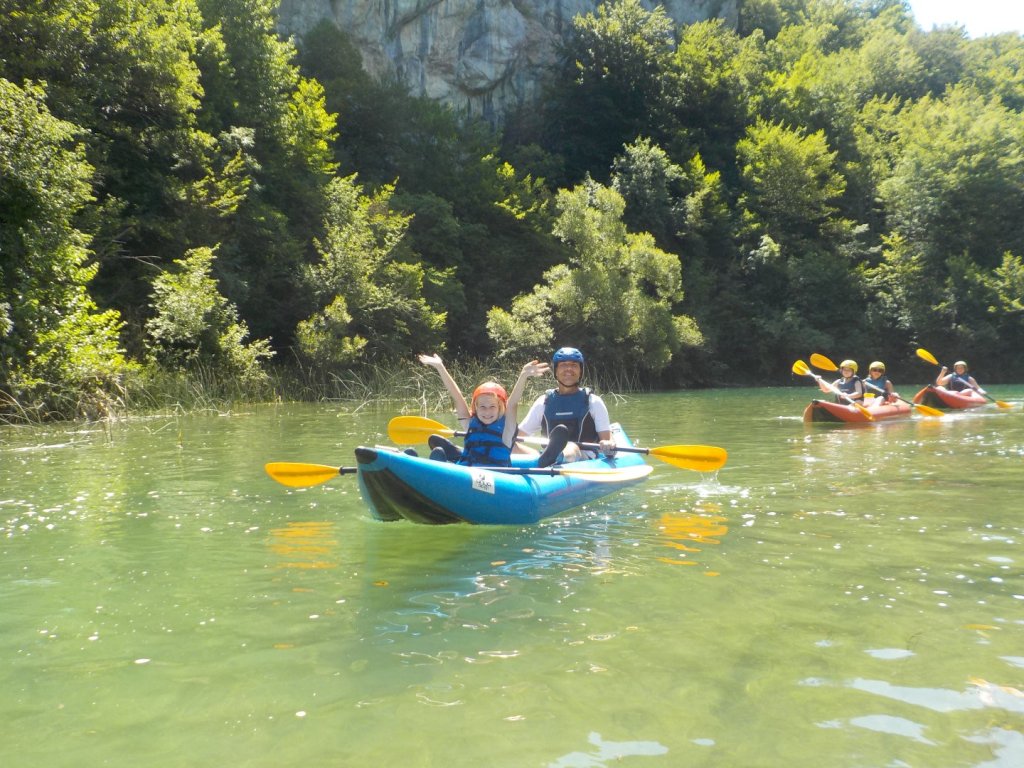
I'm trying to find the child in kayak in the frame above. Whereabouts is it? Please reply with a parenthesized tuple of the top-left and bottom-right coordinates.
(936, 360, 985, 394)
(863, 361, 895, 406)
(818, 359, 865, 402)
(418, 354, 557, 467)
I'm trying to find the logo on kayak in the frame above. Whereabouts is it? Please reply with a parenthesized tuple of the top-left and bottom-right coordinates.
(470, 469, 496, 494)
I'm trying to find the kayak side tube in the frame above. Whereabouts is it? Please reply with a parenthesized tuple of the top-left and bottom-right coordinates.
(912, 385, 986, 410)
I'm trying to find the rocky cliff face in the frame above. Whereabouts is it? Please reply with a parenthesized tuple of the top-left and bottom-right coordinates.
(276, 0, 737, 123)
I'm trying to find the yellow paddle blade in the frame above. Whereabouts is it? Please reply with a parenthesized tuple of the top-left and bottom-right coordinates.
(912, 402, 945, 418)
(852, 401, 874, 420)
(792, 359, 811, 377)
(265, 462, 354, 488)
(521, 434, 727, 472)
(387, 415, 457, 445)
(810, 353, 838, 371)
(648, 445, 727, 472)
(993, 398, 1014, 409)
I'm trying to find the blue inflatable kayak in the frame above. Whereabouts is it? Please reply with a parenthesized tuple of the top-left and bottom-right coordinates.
(354, 424, 652, 524)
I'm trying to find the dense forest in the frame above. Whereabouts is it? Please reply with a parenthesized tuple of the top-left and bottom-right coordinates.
(2, 0, 1023, 420)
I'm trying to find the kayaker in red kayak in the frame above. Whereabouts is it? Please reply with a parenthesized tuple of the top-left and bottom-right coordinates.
(936, 360, 985, 395)
(419, 354, 549, 466)
(818, 359, 865, 403)
(518, 347, 617, 465)
(863, 361, 896, 407)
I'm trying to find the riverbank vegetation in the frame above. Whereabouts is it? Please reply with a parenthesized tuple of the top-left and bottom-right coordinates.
(3, 0, 1023, 422)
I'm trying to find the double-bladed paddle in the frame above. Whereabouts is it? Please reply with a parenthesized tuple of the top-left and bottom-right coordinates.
(809, 353, 944, 417)
(264, 459, 652, 488)
(915, 348, 1012, 409)
(386, 415, 728, 472)
(792, 359, 874, 420)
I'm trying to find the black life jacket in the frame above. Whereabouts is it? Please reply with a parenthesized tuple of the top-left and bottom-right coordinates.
(948, 372, 971, 392)
(542, 388, 598, 444)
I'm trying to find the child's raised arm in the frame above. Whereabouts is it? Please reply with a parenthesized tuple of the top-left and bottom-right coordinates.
(419, 354, 470, 423)
(502, 360, 549, 447)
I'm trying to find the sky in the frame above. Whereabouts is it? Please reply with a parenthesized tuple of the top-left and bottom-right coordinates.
(906, 0, 1024, 38)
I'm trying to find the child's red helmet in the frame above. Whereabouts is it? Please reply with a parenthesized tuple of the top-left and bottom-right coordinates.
(472, 381, 508, 406)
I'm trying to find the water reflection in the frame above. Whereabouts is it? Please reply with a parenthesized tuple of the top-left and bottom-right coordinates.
(655, 507, 729, 571)
(549, 731, 669, 766)
(843, 676, 1024, 716)
(267, 521, 338, 570)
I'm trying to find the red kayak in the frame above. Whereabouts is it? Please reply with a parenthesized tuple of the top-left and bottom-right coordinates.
(803, 398, 912, 423)
(912, 385, 986, 410)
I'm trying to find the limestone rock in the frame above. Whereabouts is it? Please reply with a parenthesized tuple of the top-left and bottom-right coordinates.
(276, 0, 736, 123)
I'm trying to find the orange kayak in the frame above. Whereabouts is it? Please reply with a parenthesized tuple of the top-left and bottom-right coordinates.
(912, 385, 986, 410)
(803, 398, 912, 423)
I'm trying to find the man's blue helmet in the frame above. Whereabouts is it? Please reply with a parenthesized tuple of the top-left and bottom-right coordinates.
(552, 347, 585, 375)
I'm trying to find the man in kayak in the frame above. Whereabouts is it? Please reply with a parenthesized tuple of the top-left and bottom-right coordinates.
(863, 361, 895, 407)
(517, 347, 617, 465)
(419, 354, 549, 466)
(818, 359, 865, 402)
(936, 360, 985, 394)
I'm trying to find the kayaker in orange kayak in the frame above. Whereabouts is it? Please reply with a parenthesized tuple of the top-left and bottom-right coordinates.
(936, 360, 985, 395)
(818, 359, 865, 402)
(863, 361, 896, 407)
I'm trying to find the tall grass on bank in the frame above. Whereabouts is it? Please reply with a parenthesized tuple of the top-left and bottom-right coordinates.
(1, 356, 639, 426)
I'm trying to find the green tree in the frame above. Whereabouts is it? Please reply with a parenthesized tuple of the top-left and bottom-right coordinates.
(985, 252, 1024, 376)
(193, 0, 338, 344)
(487, 179, 702, 378)
(611, 138, 688, 246)
(733, 119, 866, 371)
(665, 19, 765, 180)
(962, 32, 1024, 112)
(0, 79, 133, 419)
(1, 0, 212, 324)
(737, 119, 848, 248)
(296, 176, 446, 365)
(876, 85, 1024, 271)
(541, 0, 676, 185)
(146, 247, 273, 382)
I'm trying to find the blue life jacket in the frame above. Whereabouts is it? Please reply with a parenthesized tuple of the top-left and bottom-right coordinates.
(865, 375, 891, 399)
(834, 376, 862, 402)
(459, 415, 511, 466)
(542, 388, 599, 443)
(947, 372, 971, 392)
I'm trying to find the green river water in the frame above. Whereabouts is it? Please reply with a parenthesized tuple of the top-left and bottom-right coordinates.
(2, 387, 1023, 767)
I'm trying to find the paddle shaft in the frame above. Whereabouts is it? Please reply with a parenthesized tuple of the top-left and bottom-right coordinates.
(265, 457, 648, 487)
(444, 427, 648, 458)
(475, 464, 652, 479)
(862, 380, 944, 417)
(387, 415, 727, 471)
